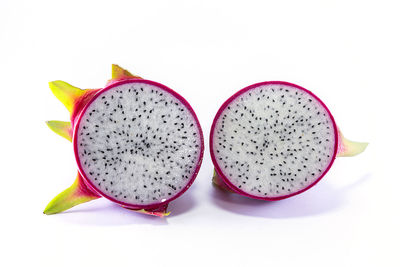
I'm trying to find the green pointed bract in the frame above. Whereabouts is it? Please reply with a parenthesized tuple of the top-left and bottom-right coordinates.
(48, 80, 101, 122)
(48, 80, 85, 113)
(123, 204, 170, 217)
(43, 174, 100, 215)
(135, 209, 171, 217)
(337, 129, 368, 157)
(106, 64, 142, 87)
(45, 120, 72, 141)
(111, 64, 141, 80)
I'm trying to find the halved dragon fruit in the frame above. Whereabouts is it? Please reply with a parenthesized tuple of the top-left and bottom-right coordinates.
(44, 65, 204, 216)
(210, 81, 367, 200)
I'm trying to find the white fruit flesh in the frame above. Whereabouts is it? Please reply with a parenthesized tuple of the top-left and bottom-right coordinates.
(212, 83, 336, 198)
(76, 82, 202, 205)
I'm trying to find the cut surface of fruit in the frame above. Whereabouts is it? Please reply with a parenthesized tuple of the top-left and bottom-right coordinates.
(74, 79, 203, 208)
(210, 81, 338, 200)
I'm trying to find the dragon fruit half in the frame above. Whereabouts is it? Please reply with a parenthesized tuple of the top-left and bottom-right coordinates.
(44, 65, 204, 217)
(210, 81, 367, 200)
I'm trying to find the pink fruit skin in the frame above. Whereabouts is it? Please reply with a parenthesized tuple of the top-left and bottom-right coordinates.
(210, 81, 338, 201)
(70, 89, 101, 126)
(73, 79, 205, 210)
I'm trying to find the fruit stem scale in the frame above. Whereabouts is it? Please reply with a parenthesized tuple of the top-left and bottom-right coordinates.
(43, 173, 100, 215)
(212, 170, 235, 193)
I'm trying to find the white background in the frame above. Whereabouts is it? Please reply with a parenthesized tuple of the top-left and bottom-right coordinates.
(0, 0, 398, 266)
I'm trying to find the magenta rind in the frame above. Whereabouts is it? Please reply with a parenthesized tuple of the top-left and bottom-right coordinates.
(210, 81, 338, 201)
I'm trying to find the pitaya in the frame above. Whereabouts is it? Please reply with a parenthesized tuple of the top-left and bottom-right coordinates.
(210, 81, 367, 200)
(44, 65, 204, 217)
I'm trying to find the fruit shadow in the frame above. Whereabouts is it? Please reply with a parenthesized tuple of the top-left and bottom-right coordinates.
(55, 186, 197, 226)
(166, 188, 197, 217)
(59, 201, 169, 226)
(210, 173, 371, 218)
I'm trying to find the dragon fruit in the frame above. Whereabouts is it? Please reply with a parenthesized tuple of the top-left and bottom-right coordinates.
(44, 65, 204, 216)
(210, 81, 367, 200)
